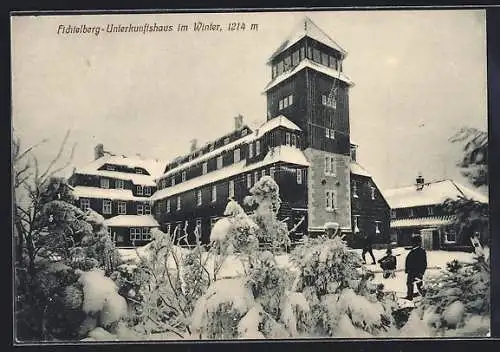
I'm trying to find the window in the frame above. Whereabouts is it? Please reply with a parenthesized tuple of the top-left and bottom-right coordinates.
(229, 180, 235, 198)
(166, 199, 171, 213)
(325, 128, 330, 138)
(182, 171, 186, 182)
(289, 94, 293, 106)
(300, 46, 305, 60)
(409, 208, 415, 218)
(100, 178, 109, 189)
(325, 190, 336, 211)
(118, 201, 127, 215)
(375, 221, 381, 234)
(307, 46, 312, 59)
(277, 61, 284, 75)
(270, 167, 276, 179)
(292, 50, 299, 65)
(256, 141, 261, 155)
(142, 228, 151, 241)
(261, 170, 266, 179)
(296, 169, 302, 184)
(195, 219, 202, 238)
(241, 129, 248, 137)
(144, 204, 151, 215)
(247, 174, 252, 188)
(135, 168, 143, 174)
(106, 165, 115, 171)
(370, 187, 376, 200)
(428, 206, 434, 216)
(211, 185, 217, 202)
(391, 209, 397, 219)
(197, 190, 202, 206)
(313, 48, 321, 62)
(145, 186, 151, 196)
(272, 65, 277, 78)
(353, 215, 360, 233)
(291, 134, 297, 147)
(284, 56, 291, 71)
(321, 52, 329, 66)
(80, 198, 90, 211)
(176, 196, 181, 210)
(137, 185, 143, 195)
(330, 129, 335, 139)
(279, 100, 283, 110)
(115, 179, 124, 189)
(202, 162, 208, 175)
(102, 199, 112, 214)
(234, 148, 240, 163)
(352, 181, 358, 198)
(171, 178, 175, 186)
(254, 171, 259, 184)
(217, 156, 223, 169)
(445, 229, 457, 243)
(329, 55, 336, 68)
(209, 144, 214, 152)
(249, 142, 254, 158)
(130, 228, 141, 241)
(286, 132, 291, 145)
(325, 156, 336, 176)
(283, 97, 289, 108)
(224, 137, 230, 145)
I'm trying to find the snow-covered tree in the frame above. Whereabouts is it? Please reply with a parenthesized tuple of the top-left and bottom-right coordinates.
(450, 127, 487, 188)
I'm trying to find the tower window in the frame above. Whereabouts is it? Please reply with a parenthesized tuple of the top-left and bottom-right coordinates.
(313, 48, 321, 63)
(321, 52, 329, 66)
(211, 185, 217, 202)
(234, 148, 241, 163)
(292, 50, 299, 66)
(100, 178, 109, 189)
(325, 190, 336, 211)
(325, 156, 336, 176)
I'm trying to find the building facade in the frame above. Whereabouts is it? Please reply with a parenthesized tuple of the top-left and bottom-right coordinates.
(383, 175, 489, 250)
(69, 17, 391, 248)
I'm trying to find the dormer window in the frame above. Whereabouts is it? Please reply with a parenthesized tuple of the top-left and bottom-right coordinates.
(137, 185, 143, 195)
(224, 137, 230, 145)
(145, 186, 151, 196)
(241, 129, 248, 137)
(391, 210, 397, 219)
(135, 168, 143, 174)
(106, 165, 115, 171)
(209, 144, 214, 152)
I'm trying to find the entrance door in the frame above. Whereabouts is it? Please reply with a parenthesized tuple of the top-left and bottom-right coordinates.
(420, 229, 433, 250)
(432, 230, 440, 250)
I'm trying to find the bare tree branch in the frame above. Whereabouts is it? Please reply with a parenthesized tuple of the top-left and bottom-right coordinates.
(39, 130, 71, 181)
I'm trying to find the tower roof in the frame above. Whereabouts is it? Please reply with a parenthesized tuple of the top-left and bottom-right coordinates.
(268, 16, 348, 63)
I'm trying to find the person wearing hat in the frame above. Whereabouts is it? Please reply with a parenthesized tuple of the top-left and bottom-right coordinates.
(404, 235, 427, 300)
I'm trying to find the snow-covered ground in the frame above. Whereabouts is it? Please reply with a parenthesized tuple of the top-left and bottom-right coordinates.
(117, 246, 479, 297)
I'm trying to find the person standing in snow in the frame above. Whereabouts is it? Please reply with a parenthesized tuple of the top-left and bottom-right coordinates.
(378, 246, 397, 279)
(404, 235, 427, 300)
(361, 231, 376, 265)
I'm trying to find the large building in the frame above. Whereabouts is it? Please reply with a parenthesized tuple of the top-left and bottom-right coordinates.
(383, 175, 488, 250)
(69, 17, 390, 248)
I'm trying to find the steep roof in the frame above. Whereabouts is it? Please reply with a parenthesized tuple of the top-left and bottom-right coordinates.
(268, 16, 348, 63)
(350, 161, 371, 178)
(157, 115, 302, 180)
(74, 155, 168, 186)
(383, 179, 488, 209)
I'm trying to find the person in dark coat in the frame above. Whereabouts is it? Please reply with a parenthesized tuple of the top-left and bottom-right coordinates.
(404, 235, 427, 300)
(361, 231, 376, 264)
(378, 246, 397, 278)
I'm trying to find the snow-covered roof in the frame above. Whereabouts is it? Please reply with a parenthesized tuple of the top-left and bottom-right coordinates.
(151, 145, 309, 201)
(75, 155, 167, 185)
(71, 186, 153, 202)
(157, 115, 302, 180)
(383, 179, 488, 209)
(264, 59, 354, 93)
(350, 162, 371, 177)
(105, 215, 159, 228)
(268, 16, 348, 63)
(391, 215, 455, 229)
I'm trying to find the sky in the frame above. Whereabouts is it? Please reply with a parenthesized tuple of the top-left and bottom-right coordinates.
(11, 10, 488, 191)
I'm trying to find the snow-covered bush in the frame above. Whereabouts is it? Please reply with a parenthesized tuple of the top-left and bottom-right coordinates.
(289, 236, 394, 337)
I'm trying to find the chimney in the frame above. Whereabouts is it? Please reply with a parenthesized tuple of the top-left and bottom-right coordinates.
(190, 139, 198, 153)
(94, 144, 104, 160)
(416, 173, 425, 191)
(234, 114, 243, 131)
